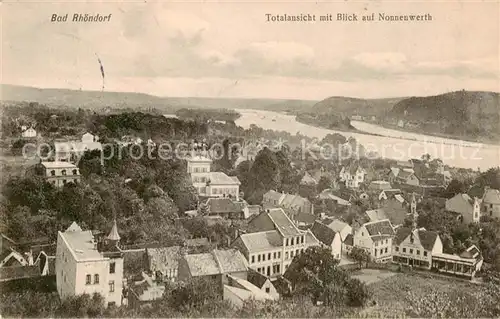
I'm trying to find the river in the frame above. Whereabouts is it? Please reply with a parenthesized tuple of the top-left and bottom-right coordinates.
(234, 109, 500, 170)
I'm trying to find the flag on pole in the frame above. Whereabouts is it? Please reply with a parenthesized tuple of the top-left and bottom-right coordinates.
(95, 53, 105, 91)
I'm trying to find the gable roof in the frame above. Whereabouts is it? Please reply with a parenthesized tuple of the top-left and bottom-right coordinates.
(344, 233, 354, 246)
(394, 227, 439, 251)
(343, 162, 366, 175)
(238, 231, 283, 252)
(483, 188, 500, 204)
(397, 170, 415, 180)
(207, 172, 241, 185)
(184, 249, 247, 277)
(280, 194, 310, 210)
(213, 249, 248, 273)
(325, 219, 349, 233)
(147, 246, 182, 273)
(310, 221, 338, 246)
(364, 219, 395, 237)
(267, 208, 302, 237)
(247, 268, 269, 288)
(300, 172, 317, 185)
(366, 209, 388, 222)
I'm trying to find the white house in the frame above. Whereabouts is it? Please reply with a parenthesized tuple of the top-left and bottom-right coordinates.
(187, 154, 240, 200)
(392, 227, 442, 270)
(353, 219, 395, 263)
(37, 162, 81, 188)
(56, 221, 124, 307)
(310, 221, 342, 259)
(21, 127, 37, 138)
(445, 193, 481, 224)
(339, 163, 366, 188)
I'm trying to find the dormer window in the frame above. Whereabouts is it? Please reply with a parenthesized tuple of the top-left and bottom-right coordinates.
(61, 170, 66, 176)
(72, 169, 78, 175)
(50, 170, 56, 176)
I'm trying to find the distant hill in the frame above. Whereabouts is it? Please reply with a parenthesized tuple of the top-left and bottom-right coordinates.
(0, 84, 316, 113)
(310, 96, 405, 116)
(389, 90, 500, 141)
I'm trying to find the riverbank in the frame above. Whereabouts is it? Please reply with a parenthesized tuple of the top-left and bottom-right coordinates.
(371, 121, 500, 145)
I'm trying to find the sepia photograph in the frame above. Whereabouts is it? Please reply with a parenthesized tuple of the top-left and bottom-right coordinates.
(1, 0, 499, 317)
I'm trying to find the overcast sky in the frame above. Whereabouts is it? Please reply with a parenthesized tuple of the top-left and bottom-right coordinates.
(2, 0, 499, 100)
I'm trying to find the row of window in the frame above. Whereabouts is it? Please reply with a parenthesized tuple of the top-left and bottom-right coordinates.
(85, 275, 115, 292)
(256, 264, 281, 276)
(395, 246, 428, 257)
(192, 176, 208, 183)
(250, 248, 306, 264)
(50, 169, 78, 176)
(374, 247, 388, 257)
(374, 239, 389, 247)
(192, 167, 209, 173)
(212, 188, 237, 195)
(285, 236, 304, 247)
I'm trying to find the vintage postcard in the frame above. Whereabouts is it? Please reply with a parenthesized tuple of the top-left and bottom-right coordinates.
(1, 0, 499, 318)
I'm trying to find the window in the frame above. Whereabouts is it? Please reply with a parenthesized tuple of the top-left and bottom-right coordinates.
(62, 170, 66, 176)
(268, 253, 271, 260)
(109, 281, 115, 292)
(385, 239, 388, 244)
(258, 255, 261, 262)
(301, 236, 304, 244)
(384, 247, 388, 253)
(375, 241, 378, 247)
(286, 239, 289, 246)
(94, 274, 99, 284)
(285, 252, 289, 259)
(277, 252, 281, 259)
(50, 170, 56, 176)
(62, 179, 67, 184)
(291, 238, 294, 245)
(291, 251, 294, 258)
(262, 254, 266, 261)
(416, 250, 420, 255)
(424, 251, 428, 257)
(110, 262, 116, 274)
(251, 255, 255, 263)
(374, 249, 377, 256)
(86, 274, 91, 285)
(265, 287, 270, 293)
(361, 232, 364, 236)
(395, 246, 399, 252)
(72, 169, 78, 175)
(403, 248, 406, 253)
(409, 249, 413, 254)
(273, 252, 276, 259)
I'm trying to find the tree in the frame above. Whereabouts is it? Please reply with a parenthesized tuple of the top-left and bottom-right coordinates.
(56, 293, 105, 317)
(446, 179, 465, 196)
(350, 246, 369, 269)
(317, 176, 332, 193)
(168, 277, 220, 311)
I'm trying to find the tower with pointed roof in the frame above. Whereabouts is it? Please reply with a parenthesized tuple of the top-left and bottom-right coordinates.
(410, 192, 417, 230)
(105, 219, 121, 250)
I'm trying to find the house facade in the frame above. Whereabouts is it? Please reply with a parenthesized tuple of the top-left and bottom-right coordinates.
(481, 187, 500, 219)
(310, 221, 342, 259)
(232, 208, 320, 279)
(22, 127, 37, 138)
(339, 164, 366, 188)
(445, 193, 481, 224)
(145, 246, 182, 282)
(262, 190, 314, 215)
(37, 162, 81, 187)
(392, 227, 442, 269)
(56, 221, 124, 307)
(353, 219, 395, 263)
(187, 155, 240, 200)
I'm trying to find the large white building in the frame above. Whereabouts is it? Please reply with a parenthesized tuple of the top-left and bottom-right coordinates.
(56, 221, 124, 307)
(232, 208, 320, 279)
(37, 161, 81, 187)
(187, 153, 241, 200)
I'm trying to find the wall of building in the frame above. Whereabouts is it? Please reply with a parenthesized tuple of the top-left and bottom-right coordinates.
(56, 232, 77, 300)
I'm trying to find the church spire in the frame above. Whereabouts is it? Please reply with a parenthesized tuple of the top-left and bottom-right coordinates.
(107, 218, 121, 242)
(411, 192, 418, 230)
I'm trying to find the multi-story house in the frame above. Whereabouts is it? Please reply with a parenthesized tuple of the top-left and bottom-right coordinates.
(21, 127, 37, 138)
(56, 221, 124, 307)
(339, 163, 366, 188)
(187, 154, 241, 200)
(395, 170, 420, 186)
(481, 187, 500, 219)
(392, 227, 442, 269)
(36, 162, 81, 187)
(445, 193, 481, 224)
(310, 221, 342, 259)
(232, 208, 320, 279)
(353, 219, 395, 263)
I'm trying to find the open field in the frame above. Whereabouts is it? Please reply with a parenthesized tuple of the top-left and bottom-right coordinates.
(358, 272, 500, 318)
